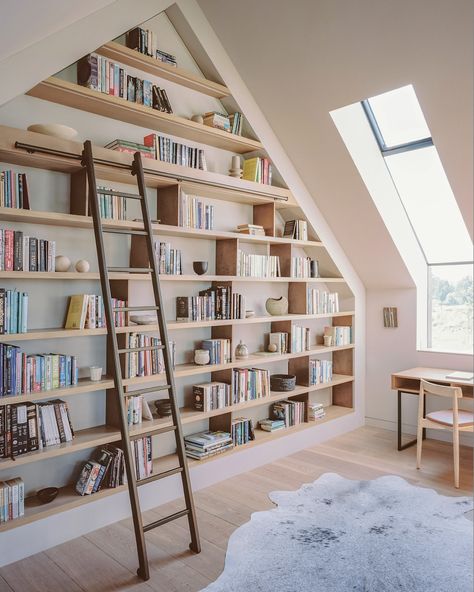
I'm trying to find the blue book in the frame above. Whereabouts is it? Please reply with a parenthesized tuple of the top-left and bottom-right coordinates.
(20, 293, 28, 333)
(59, 355, 66, 388)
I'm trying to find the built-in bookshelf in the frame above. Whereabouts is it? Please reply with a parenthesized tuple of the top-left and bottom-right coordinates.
(0, 18, 355, 538)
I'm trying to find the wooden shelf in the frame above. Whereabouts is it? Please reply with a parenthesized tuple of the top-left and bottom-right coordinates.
(0, 271, 151, 281)
(98, 42, 230, 99)
(0, 377, 114, 406)
(27, 78, 263, 154)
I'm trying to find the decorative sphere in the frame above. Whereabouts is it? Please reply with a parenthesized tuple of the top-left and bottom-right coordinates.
(191, 114, 204, 124)
(55, 255, 71, 272)
(75, 259, 90, 273)
(268, 343, 278, 353)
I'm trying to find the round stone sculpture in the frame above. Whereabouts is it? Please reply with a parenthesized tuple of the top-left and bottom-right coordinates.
(55, 255, 71, 272)
(75, 259, 90, 273)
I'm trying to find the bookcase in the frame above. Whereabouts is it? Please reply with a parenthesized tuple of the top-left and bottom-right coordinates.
(0, 11, 355, 543)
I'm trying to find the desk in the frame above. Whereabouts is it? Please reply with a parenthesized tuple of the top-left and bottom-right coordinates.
(391, 367, 473, 451)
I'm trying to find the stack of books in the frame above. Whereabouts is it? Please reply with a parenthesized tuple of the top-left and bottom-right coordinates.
(229, 112, 243, 135)
(307, 290, 340, 314)
(231, 368, 270, 404)
(259, 418, 285, 432)
(76, 445, 125, 495)
(202, 112, 231, 132)
(268, 332, 289, 354)
(272, 399, 305, 428)
(201, 338, 231, 364)
(0, 170, 29, 209)
(126, 395, 153, 426)
(236, 224, 265, 236)
(178, 193, 214, 229)
(126, 334, 175, 378)
(0, 229, 55, 272)
(0, 478, 24, 523)
(237, 250, 280, 277)
(155, 241, 182, 275)
(176, 287, 244, 322)
(291, 325, 311, 353)
(283, 220, 308, 241)
(242, 157, 272, 185)
(184, 430, 233, 460)
(291, 257, 318, 278)
(324, 325, 352, 346)
(0, 289, 28, 334)
(126, 27, 177, 66)
(232, 417, 255, 446)
(0, 347, 78, 397)
(104, 139, 154, 159)
(309, 403, 326, 421)
(98, 186, 127, 220)
(132, 436, 153, 480)
(144, 133, 207, 170)
(309, 359, 333, 385)
(193, 382, 231, 412)
(65, 294, 127, 329)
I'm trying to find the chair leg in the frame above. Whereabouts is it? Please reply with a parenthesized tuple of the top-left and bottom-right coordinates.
(453, 429, 460, 489)
(416, 421, 423, 469)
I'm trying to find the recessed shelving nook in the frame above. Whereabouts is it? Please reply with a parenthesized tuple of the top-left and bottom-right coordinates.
(0, 10, 355, 546)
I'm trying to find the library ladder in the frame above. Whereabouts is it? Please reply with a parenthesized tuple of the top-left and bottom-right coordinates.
(81, 140, 201, 581)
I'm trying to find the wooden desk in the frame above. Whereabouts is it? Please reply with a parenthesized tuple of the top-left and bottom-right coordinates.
(391, 367, 473, 450)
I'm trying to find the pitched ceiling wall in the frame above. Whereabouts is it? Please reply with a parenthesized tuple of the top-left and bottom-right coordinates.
(196, 0, 473, 289)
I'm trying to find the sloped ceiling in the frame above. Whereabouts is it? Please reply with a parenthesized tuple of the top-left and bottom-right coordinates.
(196, 0, 473, 289)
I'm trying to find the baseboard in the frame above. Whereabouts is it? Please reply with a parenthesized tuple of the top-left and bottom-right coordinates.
(0, 411, 363, 567)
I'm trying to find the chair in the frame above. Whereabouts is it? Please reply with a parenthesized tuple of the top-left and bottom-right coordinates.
(416, 379, 474, 488)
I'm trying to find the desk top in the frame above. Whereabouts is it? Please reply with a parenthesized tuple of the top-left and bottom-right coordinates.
(392, 367, 474, 388)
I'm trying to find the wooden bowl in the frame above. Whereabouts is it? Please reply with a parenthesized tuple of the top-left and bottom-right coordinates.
(154, 399, 172, 417)
(270, 374, 296, 392)
(36, 487, 59, 504)
(192, 261, 208, 275)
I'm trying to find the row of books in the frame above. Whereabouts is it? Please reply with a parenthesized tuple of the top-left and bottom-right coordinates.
(201, 338, 231, 365)
(268, 331, 288, 354)
(283, 219, 308, 241)
(232, 417, 255, 446)
(237, 250, 281, 278)
(0, 229, 55, 272)
(0, 170, 29, 209)
(307, 290, 340, 314)
(126, 27, 177, 66)
(0, 346, 78, 397)
(232, 368, 270, 404)
(193, 381, 231, 412)
(132, 436, 153, 480)
(65, 294, 127, 329)
(104, 139, 154, 159)
(144, 133, 207, 170)
(290, 257, 319, 278)
(178, 193, 215, 229)
(242, 157, 272, 185)
(126, 395, 153, 426)
(309, 359, 333, 385)
(0, 289, 28, 334)
(0, 399, 74, 458)
(272, 399, 305, 428)
(291, 325, 311, 353)
(98, 187, 127, 220)
(78, 54, 173, 113)
(0, 478, 24, 523)
(184, 430, 233, 460)
(76, 445, 125, 495)
(155, 241, 183, 275)
(309, 402, 326, 421)
(176, 289, 244, 322)
(324, 325, 352, 346)
(125, 333, 173, 378)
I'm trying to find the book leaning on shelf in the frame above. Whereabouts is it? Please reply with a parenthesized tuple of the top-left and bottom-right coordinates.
(0, 170, 29, 209)
(0, 229, 55, 272)
(144, 133, 207, 170)
(132, 436, 153, 480)
(125, 333, 175, 378)
(0, 346, 78, 397)
(0, 399, 74, 458)
(65, 294, 127, 329)
(155, 241, 182, 275)
(178, 193, 214, 229)
(232, 417, 255, 446)
(0, 289, 28, 334)
(76, 445, 125, 495)
(0, 478, 24, 523)
(184, 430, 233, 460)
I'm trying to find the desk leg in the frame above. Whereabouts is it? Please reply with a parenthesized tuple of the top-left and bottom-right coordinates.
(397, 390, 426, 451)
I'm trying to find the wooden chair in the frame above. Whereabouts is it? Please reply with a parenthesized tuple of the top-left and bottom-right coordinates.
(416, 379, 474, 488)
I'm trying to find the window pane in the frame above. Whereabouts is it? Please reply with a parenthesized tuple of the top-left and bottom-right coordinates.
(385, 146, 473, 263)
(368, 85, 431, 147)
(430, 264, 473, 353)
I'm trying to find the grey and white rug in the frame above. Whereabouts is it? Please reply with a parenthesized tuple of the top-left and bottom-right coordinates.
(201, 473, 473, 592)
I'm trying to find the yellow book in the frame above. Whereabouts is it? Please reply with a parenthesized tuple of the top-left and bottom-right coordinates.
(65, 294, 89, 329)
(242, 157, 260, 182)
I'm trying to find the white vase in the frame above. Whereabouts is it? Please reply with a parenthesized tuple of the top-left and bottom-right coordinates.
(194, 349, 210, 365)
(265, 297, 289, 316)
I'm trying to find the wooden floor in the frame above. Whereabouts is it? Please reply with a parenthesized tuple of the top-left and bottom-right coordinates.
(0, 426, 472, 592)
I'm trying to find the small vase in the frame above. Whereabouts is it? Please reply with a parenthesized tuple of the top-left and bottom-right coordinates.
(235, 340, 249, 359)
(194, 349, 210, 365)
(265, 296, 289, 316)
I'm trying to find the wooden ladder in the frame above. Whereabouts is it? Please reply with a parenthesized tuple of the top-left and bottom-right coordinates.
(81, 140, 200, 581)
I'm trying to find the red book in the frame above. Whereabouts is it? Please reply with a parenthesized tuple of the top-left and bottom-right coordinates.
(4, 230, 14, 271)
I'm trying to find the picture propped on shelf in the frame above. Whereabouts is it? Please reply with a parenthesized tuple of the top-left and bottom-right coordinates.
(144, 133, 207, 170)
(283, 219, 308, 241)
(0, 289, 28, 334)
(126, 26, 177, 67)
(76, 445, 125, 495)
(0, 229, 55, 272)
(184, 430, 233, 460)
(104, 139, 154, 159)
(242, 157, 272, 185)
(65, 294, 127, 329)
(0, 478, 24, 523)
(1, 170, 29, 209)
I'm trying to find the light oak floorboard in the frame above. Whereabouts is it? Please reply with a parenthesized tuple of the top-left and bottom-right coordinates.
(1, 427, 472, 591)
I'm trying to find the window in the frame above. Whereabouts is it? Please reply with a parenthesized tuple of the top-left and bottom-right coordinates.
(363, 85, 473, 353)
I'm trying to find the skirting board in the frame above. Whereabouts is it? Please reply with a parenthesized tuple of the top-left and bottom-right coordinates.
(0, 410, 363, 567)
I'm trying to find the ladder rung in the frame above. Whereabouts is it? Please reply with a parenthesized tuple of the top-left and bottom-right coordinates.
(103, 228, 148, 236)
(112, 305, 159, 312)
(143, 509, 190, 532)
(108, 267, 153, 273)
(137, 466, 182, 487)
(130, 425, 176, 440)
(124, 384, 171, 397)
(98, 189, 142, 200)
(118, 345, 165, 354)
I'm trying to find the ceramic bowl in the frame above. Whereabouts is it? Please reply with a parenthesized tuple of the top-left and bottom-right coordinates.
(36, 487, 59, 504)
(27, 123, 78, 140)
(154, 399, 172, 417)
(130, 315, 156, 325)
(193, 261, 208, 275)
(270, 374, 296, 392)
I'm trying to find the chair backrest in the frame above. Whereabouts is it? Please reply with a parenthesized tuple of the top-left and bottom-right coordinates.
(420, 379, 463, 399)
